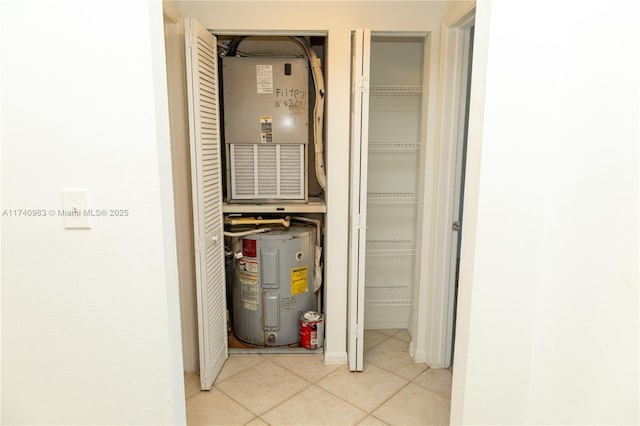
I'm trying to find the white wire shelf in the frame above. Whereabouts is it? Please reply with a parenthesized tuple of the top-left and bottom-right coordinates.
(370, 85, 423, 95)
(368, 142, 420, 152)
(366, 240, 416, 256)
(364, 286, 413, 306)
(368, 192, 418, 204)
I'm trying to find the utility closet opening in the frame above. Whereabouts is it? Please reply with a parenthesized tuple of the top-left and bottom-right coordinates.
(215, 34, 329, 354)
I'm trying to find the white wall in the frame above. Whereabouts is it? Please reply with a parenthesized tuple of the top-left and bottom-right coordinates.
(176, 0, 449, 365)
(163, 2, 200, 373)
(2, 0, 636, 423)
(452, 0, 639, 424)
(0, 0, 186, 424)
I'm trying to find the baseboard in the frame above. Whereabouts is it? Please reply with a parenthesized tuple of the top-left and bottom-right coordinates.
(364, 305, 411, 330)
(364, 320, 409, 329)
(323, 351, 348, 365)
(412, 347, 427, 364)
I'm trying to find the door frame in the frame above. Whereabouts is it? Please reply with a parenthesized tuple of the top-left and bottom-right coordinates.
(422, 3, 476, 368)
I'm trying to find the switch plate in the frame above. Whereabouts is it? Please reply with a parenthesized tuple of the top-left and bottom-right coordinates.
(62, 189, 91, 229)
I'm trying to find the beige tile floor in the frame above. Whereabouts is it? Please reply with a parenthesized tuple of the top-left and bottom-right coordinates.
(184, 329, 452, 425)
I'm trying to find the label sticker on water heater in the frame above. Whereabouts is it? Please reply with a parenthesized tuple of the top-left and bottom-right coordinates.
(256, 64, 273, 94)
(241, 281, 258, 305)
(243, 239, 257, 258)
(291, 266, 308, 295)
(244, 302, 257, 311)
(238, 259, 259, 275)
(281, 296, 298, 311)
(239, 259, 259, 305)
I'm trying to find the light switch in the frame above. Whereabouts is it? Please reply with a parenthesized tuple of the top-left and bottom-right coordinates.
(62, 189, 91, 229)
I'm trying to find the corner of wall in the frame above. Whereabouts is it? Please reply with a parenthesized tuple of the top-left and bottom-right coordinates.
(163, 1, 182, 23)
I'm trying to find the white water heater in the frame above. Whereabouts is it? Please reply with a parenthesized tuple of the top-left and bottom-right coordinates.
(222, 57, 309, 202)
(230, 224, 317, 346)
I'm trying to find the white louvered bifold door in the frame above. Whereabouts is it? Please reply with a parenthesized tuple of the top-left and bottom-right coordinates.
(347, 29, 371, 372)
(185, 18, 227, 390)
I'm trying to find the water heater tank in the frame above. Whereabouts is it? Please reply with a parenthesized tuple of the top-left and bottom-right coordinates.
(230, 224, 316, 346)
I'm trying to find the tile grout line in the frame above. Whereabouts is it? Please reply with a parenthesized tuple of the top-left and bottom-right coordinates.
(410, 379, 453, 400)
(212, 383, 263, 419)
(212, 359, 279, 418)
(363, 335, 430, 383)
(246, 377, 317, 422)
(270, 355, 342, 384)
(183, 373, 203, 401)
(363, 331, 393, 354)
(363, 375, 416, 416)
(215, 359, 317, 420)
(185, 391, 200, 401)
(363, 354, 430, 383)
(367, 412, 392, 425)
(310, 382, 379, 422)
(212, 354, 270, 386)
(312, 367, 402, 418)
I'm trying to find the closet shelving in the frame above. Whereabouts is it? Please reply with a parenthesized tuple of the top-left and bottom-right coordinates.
(363, 36, 425, 329)
(367, 191, 418, 204)
(369, 84, 422, 96)
(365, 286, 413, 306)
(368, 142, 420, 152)
(366, 239, 416, 256)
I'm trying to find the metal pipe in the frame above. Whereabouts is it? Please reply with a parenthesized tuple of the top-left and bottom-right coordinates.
(223, 228, 271, 237)
(291, 216, 321, 242)
(224, 216, 291, 228)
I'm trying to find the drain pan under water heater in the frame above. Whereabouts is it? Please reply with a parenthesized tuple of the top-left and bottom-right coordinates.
(231, 224, 316, 346)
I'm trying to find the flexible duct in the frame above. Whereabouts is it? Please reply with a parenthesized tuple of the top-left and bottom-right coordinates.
(291, 216, 323, 292)
(293, 37, 326, 190)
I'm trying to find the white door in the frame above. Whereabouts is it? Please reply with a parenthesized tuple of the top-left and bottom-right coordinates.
(184, 18, 228, 390)
(347, 28, 371, 372)
(445, 25, 474, 366)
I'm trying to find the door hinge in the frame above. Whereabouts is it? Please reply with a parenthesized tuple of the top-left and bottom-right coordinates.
(452, 221, 461, 231)
(352, 323, 359, 337)
(187, 27, 195, 49)
(356, 75, 369, 93)
(353, 214, 366, 230)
